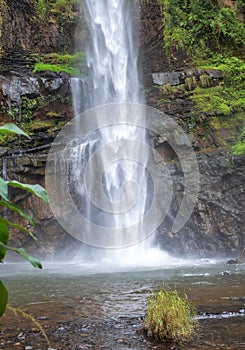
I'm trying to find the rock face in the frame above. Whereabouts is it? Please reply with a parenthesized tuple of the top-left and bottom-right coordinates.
(155, 150, 245, 257)
(0, 0, 244, 258)
(0, 0, 79, 56)
(0, 72, 73, 124)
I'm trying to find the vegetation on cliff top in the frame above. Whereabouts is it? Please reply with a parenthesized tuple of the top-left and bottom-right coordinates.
(157, 0, 245, 153)
(159, 0, 245, 60)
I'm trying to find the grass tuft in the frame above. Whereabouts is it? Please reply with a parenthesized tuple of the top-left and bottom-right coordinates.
(143, 285, 197, 343)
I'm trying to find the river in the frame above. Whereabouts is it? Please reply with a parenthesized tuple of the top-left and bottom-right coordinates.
(1, 259, 244, 349)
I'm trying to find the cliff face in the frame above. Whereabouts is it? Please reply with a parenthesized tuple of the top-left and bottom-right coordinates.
(0, 0, 79, 57)
(0, 0, 244, 258)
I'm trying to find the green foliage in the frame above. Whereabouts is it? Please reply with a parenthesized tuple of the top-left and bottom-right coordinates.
(203, 55, 245, 86)
(211, 8, 245, 50)
(51, 0, 78, 13)
(0, 124, 49, 317)
(232, 141, 245, 155)
(33, 62, 79, 75)
(50, 0, 79, 26)
(232, 127, 245, 155)
(7, 181, 49, 203)
(0, 123, 30, 138)
(192, 56, 245, 116)
(34, 0, 47, 19)
(0, 281, 8, 317)
(159, 0, 245, 59)
(33, 52, 85, 76)
(21, 96, 37, 122)
(143, 285, 197, 343)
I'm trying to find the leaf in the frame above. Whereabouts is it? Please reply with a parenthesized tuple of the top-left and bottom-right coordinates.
(0, 281, 8, 317)
(7, 181, 49, 204)
(0, 123, 30, 138)
(0, 217, 37, 241)
(0, 223, 9, 262)
(0, 243, 42, 269)
(0, 200, 36, 226)
(0, 177, 9, 202)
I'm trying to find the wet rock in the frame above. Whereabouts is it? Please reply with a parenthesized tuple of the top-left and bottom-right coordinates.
(227, 259, 239, 264)
(156, 150, 245, 257)
(36, 316, 48, 320)
(0, 75, 39, 101)
(117, 337, 129, 344)
(152, 72, 181, 86)
(205, 69, 223, 79)
(151, 68, 222, 87)
(41, 77, 65, 92)
(17, 332, 25, 340)
(221, 271, 230, 276)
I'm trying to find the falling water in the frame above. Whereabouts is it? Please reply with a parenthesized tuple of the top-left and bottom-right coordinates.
(69, 0, 171, 265)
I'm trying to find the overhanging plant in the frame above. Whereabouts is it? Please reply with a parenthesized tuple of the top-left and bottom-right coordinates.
(0, 123, 49, 317)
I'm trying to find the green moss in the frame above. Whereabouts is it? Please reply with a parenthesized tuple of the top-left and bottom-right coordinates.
(33, 52, 86, 76)
(50, 0, 79, 26)
(232, 141, 245, 155)
(159, 83, 176, 95)
(185, 76, 198, 91)
(41, 52, 84, 65)
(191, 56, 245, 117)
(35, 0, 46, 19)
(51, 0, 78, 13)
(0, 133, 18, 147)
(232, 127, 245, 155)
(199, 74, 212, 88)
(159, 0, 245, 61)
(33, 62, 79, 75)
(21, 96, 37, 122)
(191, 86, 230, 115)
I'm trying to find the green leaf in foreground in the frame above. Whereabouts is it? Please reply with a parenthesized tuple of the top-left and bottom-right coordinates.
(0, 223, 9, 262)
(0, 200, 36, 226)
(0, 281, 8, 317)
(0, 243, 42, 269)
(0, 123, 30, 138)
(7, 181, 49, 203)
(0, 177, 9, 202)
(0, 217, 37, 240)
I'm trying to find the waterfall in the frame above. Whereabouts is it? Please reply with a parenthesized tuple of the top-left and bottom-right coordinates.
(73, 0, 142, 109)
(71, 0, 150, 250)
(46, 0, 174, 268)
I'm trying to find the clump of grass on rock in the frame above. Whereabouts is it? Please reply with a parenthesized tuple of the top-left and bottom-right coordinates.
(143, 285, 197, 343)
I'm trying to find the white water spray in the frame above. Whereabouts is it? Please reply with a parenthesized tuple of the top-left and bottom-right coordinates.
(69, 0, 167, 263)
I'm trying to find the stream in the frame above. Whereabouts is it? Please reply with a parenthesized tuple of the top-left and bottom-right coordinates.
(1, 259, 245, 349)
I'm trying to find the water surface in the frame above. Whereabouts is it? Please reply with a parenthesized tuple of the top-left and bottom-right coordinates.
(1, 259, 245, 349)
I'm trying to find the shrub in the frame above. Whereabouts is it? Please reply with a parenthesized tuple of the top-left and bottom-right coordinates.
(143, 285, 197, 343)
